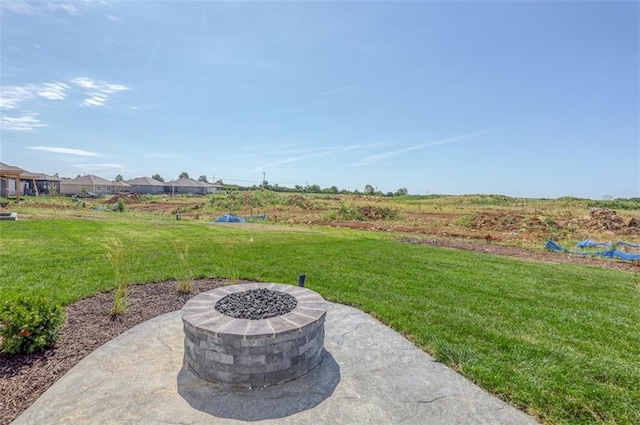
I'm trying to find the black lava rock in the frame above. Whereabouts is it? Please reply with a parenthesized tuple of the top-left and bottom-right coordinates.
(215, 288, 297, 320)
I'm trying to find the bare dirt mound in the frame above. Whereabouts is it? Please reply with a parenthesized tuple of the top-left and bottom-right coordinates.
(571, 208, 640, 234)
(469, 213, 559, 233)
(103, 193, 141, 204)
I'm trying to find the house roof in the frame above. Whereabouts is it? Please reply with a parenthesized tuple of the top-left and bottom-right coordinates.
(168, 178, 208, 188)
(0, 162, 60, 180)
(20, 172, 62, 181)
(111, 180, 131, 187)
(60, 175, 129, 186)
(124, 177, 166, 186)
(167, 178, 223, 188)
(0, 162, 25, 173)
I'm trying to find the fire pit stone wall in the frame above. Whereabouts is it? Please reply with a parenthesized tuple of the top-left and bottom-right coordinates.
(182, 282, 326, 387)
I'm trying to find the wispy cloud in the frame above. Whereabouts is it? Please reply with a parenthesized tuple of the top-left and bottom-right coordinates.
(252, 151, 331, 171)
(0, 86, 35, 109)
(28, 146, 100, 157)
(1, 0, 110, 16)
(280, 141, 388, 155)
(0, 1, 38, 15)
(71, 77, 129, 107)
(0, 82, 69, 131)
(350, 131, 488, 166)
(36, 83, 69, 100)
(0, 77, 129, 131)
(0, 113, 46, 132)
(0, 82, 69, 109)
(319, 83, 362, 97)
(252, 141, 387, 172)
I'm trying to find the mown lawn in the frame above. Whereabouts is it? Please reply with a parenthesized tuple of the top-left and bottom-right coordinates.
(1, 218, 638, 424)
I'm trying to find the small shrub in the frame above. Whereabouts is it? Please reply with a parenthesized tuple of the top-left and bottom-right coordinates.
(117, 198, 125, 212)
(0, 296, 66, 355)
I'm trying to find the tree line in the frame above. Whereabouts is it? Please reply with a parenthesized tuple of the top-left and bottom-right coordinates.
(145, 172, 409, 197)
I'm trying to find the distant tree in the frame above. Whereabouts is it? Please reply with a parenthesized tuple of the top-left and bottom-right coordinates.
(364, 184, 375, 195)
(321, 186, 339, 194)
(152, 174, 165, 182)
(294, 185, 303, 192)
(386, 191, 394, 197)
(198, 175, 208, 183)
(115, 174, 123, 182)
(214, 179, 223, 185)
(53, 172, 59, 178)
(48, 182, 58, 196)
(395, 187, 408, 196)
(179, 172, 190, 179)
(308, 184, 321, 193)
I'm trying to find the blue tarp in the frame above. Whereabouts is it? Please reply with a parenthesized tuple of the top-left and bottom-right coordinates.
(545, 239, 640, 261)
(214, 214, 247, 223)
(576, 239, 611, 248)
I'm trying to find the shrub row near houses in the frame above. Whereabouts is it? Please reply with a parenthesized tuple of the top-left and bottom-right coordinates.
(0, 296, 65, 355)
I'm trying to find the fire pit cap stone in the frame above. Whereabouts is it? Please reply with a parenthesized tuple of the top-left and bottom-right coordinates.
(181, 282, 326, 341)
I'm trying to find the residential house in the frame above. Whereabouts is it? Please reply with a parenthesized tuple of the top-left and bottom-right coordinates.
(0, 162, 61, 198)
(59, 175, 130, 196)
(124, 177, 166, 194)
(111, 180, 131, 194)
(167, 178, 222, 195)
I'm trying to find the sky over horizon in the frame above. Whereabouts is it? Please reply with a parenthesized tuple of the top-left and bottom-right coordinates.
(1, 0, 638, 198)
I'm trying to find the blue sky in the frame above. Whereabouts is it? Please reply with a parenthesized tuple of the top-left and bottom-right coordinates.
(1, 1, 638, 198)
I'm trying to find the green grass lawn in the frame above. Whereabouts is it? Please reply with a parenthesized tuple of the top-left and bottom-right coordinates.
(1, 218, 638, 424)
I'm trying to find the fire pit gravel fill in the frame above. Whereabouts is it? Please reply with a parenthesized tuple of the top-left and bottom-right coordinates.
(214, 288, 297, 320)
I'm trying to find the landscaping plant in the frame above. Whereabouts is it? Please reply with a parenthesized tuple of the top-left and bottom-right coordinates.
(0, 295, 65, 355)
(173, 242, 193, 293)
(105, 237, 128, 315)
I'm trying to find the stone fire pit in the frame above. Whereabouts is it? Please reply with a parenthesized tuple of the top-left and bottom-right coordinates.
(182, 282, 326, 387)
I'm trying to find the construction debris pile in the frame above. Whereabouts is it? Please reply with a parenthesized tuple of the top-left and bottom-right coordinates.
(571, 208, 640, 234)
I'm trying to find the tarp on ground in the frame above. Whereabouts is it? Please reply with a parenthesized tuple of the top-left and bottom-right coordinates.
(214, 214, 247, 223)
(576, 239, 611, 248)
(545, 239, 640, 261)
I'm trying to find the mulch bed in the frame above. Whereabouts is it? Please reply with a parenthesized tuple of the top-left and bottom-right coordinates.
(0, 278, 236, 425)
(2, 240, 638, 424)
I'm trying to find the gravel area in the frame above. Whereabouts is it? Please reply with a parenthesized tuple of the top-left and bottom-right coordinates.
(215, 288, 297, 320)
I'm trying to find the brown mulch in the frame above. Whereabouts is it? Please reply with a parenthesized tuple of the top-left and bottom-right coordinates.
(0, 278, 236, 425)
(2, 240, 639, 424)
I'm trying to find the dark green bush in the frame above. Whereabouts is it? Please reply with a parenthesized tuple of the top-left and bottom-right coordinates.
(117, 198, 125, 212)
(0, 296, 66, 355)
